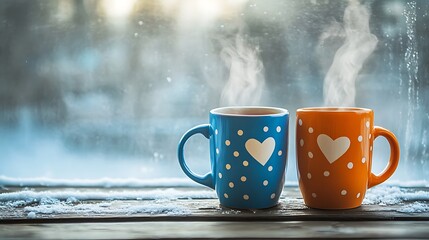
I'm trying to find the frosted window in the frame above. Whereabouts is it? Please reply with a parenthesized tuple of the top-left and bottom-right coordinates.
(0, 0, 428, 184)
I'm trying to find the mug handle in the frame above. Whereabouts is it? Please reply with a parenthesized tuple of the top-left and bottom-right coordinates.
(368, 126, 400, 188)
(177, 124, 215, 189)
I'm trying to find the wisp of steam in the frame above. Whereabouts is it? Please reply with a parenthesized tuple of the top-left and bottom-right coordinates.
(220, 34, 265, 106)
(323, 0, 378, 107)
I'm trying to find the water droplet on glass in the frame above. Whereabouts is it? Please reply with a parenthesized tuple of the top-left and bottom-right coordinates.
(403, 1, 420, 168)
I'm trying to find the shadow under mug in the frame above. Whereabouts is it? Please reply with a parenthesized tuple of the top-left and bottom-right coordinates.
(296, 107, 400, 209)
(178, 106, 289, 209)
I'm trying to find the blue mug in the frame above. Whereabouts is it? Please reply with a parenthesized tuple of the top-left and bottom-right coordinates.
(178, 106, 289, 209)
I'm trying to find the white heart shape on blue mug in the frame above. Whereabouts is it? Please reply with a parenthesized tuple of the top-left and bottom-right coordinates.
(245, 137, 276, 166)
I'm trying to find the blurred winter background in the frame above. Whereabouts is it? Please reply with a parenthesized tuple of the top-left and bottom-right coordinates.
(0, 0, 428, 185)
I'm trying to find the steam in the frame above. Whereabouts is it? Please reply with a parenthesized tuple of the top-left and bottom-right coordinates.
(220, 34, 265, 106)
(323, 0, 378, 106)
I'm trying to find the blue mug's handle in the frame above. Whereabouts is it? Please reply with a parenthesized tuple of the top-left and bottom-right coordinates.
(177, 124, 214, 189)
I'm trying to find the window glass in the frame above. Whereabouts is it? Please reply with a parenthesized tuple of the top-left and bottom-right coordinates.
(0, 0, 428, 183)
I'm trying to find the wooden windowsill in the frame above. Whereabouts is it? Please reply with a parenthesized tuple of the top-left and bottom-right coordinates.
(1, 186, 429, 239)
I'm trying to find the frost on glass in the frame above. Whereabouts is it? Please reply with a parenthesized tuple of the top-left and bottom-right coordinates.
(0, 0, 428, 185)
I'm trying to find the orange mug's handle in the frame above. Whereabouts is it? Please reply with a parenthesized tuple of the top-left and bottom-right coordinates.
(368, 126, 400, 188)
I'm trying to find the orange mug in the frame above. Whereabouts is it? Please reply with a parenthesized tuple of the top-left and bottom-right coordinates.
(296, 107, 400, 209)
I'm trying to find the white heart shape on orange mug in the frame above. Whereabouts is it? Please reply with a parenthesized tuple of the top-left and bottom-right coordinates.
(245, 137, 275, 166)
(317, 134, 350, 164)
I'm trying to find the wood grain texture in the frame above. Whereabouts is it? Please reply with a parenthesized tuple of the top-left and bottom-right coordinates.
(1, 187, 428, 222)
(1, 221, 429, 239)
(1, 187, 429, 239)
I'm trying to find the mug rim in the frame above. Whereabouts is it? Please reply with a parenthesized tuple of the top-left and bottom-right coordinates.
(297, 107, 372, 113)
(210, 106, 289, 117)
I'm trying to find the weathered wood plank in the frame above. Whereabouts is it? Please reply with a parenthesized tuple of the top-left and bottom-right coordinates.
(1, 221, 429, 239)
(1, 187, 429, 239)
(1, 187, 429, 222)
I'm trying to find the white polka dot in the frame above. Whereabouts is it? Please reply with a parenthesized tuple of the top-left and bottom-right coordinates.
(268, 166, 273, 171)
(270, 193, 276, 199)
(263, 126, 269, 132)
(229, 182, 234, 188)
(224, 193, 228, 198)
(366, 121, 370, 128)
(276, 126, 281, 132)
(362, 157, 366, 163)
(356, 193, 361, 198)
(369, 134, 372, 139)
(278, 150, 283, 156)
(215, 129, 218, 135)
(312, 193, 317, 198)
(218, 173, 222, 178)
(241, 176, 247, 182)
(299, 119, 303, 126)
(243, 161, 249, 166)
(226, 164, 231, 170)
(263, 180, 268, 186)
(308, 152, 313, 158)
(324, 171, 330, 177)
(358, 135, 363, 142)
(237, 130, 243, 136)
(341, 190, 347, 196)
(370, 146, 373, 151)
(225, 140, 230, 146)
(307, 173, 312, 179)
(300, 139, 304, 147)
(347, 162, 354, 169)
(243, 194, 249, 200)
(308, 127, 314, 133)
(216, 148, 219, 154)
(233, 151, 239, 157)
